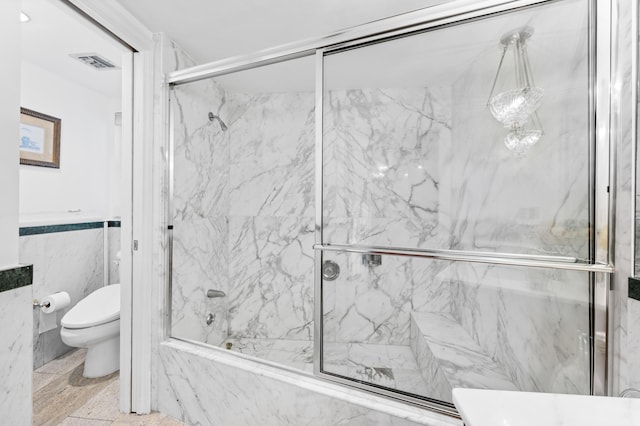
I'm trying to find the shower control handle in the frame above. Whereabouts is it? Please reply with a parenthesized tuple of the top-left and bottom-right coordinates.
(207, 289, 226, 298)
(322, 260, 340, 281)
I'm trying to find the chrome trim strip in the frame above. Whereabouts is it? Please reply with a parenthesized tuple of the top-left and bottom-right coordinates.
(592, 0, 612, 396)
(317, 0, 553, 56)
(632, 0, 639, 314)
(314, 244, 614, 273)
(592, 272, 609, 395)
(168, 97, 175, 230)
(595, 0, 613, 267)
(167, 0, 552, 85)
(313, 49, 325, 376)
(315, 371, 459, 418)
(166, 94, 175, 335)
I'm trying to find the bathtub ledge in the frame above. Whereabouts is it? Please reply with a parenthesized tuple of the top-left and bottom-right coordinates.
(159, 339, 462, 426)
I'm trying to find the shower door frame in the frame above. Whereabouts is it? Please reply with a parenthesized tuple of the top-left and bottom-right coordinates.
(314, 0, 611, 414)
(165, 0, 617, 416)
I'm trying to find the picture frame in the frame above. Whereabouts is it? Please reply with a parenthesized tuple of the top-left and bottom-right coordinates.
(19, 107, 61, 168)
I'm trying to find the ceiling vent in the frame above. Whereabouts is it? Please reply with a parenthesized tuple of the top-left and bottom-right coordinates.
(70, 53, 119, 71)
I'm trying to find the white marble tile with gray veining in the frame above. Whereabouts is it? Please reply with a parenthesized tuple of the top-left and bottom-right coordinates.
(611, 0, 636, 394)
(447, 46, 590, 259)
(107, 227, 120, 285)
(227, 216, 314, 340)
(411, 312, 518, 403)
(323, 87, 448, 247)
(322, 252, 452, 346)
(448, 262, 590, 395)
(227, 92, 315, 218)
(494, 275, 590, 394)
(158, 340, 461, 426)
(172, 95, 230, 220)
(171, 216, 228, 345)
(21, 229, 104, 369)
(627, 300, 640, 390)
(0, 286, 32, 424)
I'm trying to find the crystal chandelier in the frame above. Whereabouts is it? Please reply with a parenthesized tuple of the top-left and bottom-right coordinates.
(487, 27, 543, 156)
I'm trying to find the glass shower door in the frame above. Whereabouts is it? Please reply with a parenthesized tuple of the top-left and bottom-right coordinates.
(320, 252, 593, 405)
(316, 0, 609, 409)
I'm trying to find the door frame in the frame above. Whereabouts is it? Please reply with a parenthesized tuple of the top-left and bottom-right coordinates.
(64, 0, 154, 414)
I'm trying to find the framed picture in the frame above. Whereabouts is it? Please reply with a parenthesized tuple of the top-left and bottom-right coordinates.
(19, 107, 61, 168)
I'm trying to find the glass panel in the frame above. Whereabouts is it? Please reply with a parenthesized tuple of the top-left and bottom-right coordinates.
(170, 56, 316, 371)
(321, 251, 591, 404)
(322, 0, 591, 259)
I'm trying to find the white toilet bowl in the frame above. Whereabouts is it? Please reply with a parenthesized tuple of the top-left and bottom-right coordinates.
(60, 284, 120, 378)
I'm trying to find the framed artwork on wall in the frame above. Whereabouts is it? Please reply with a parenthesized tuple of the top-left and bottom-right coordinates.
(19, 107, 61, 168)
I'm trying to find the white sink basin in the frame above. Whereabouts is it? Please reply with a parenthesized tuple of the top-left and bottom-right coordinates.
(453, 388, 640, 426)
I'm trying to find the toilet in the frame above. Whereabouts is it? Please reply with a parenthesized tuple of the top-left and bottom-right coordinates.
(60, 284, 120, 378)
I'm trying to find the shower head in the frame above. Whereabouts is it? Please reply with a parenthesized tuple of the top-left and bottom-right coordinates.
(208, 112, 228, 131)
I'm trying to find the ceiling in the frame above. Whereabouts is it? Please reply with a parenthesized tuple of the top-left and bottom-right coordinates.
(162, 0, 588, 94)
(19, 0, 587, 97)
(21, 0, 128, 99)
(114, 0, 447, 64)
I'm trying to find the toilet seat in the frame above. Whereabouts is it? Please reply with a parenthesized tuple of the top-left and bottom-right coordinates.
(62, 284, 120, 329)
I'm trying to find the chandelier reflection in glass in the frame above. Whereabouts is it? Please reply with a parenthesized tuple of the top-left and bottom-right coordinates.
(487, 27, 543, 156)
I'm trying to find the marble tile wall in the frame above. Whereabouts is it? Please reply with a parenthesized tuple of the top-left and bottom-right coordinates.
(166, 1, 605, 413)
(225, 91, 315, 341)
(410, 312, 518, 403)
(321, 87, 451, 347)
(322, 87, 449, 250)
(171, 82, 316, 345)
(439, 15, 592, 392)
(322, 251, 451, 346)
(150, 33, 194, 410)
(171, 75, 230, 345)
(628, 299, 640, 391)
(319, 3, 592, 397)
(448, 264, 590, 394)
(155, 22, 458, 426)
(108, 224, 121, 284)
(0, 285, 32, 424)
(157, 340, 461, 426)
(618, 0, 639, 395)
(20, 227, 104, 369)
(173, 79, 593, 399)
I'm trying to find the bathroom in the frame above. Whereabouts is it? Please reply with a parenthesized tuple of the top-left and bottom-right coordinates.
(16, 0, 130, 422)
(1, 0, 640, 424)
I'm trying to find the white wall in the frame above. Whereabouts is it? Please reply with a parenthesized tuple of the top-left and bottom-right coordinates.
(107, 116, 122, 218)
(20, 60, 120, 218)
(0, 0, 20, 268)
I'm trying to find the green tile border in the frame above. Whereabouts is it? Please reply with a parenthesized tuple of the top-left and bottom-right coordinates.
(630, 277, 640, 302)
(19, 221, 116, 236)
(0, 265, 33, 292)
(20, 221, 102, 236)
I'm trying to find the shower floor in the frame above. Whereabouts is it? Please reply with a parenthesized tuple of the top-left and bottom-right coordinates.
(222, 338, 430, 396)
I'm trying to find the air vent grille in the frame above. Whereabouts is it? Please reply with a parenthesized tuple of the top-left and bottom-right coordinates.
(70, 53, 119, 71)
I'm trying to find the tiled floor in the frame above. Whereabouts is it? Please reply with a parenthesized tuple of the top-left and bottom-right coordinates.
(33, 349, 185, 426)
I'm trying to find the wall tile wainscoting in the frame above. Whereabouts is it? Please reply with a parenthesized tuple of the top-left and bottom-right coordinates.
(0, 265, 33, 424)
(20, 219, 121, 369)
